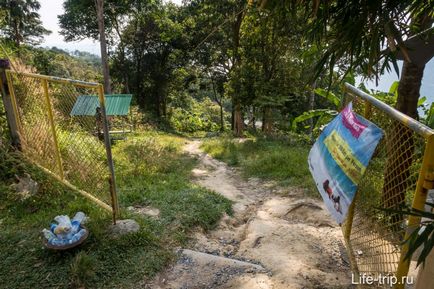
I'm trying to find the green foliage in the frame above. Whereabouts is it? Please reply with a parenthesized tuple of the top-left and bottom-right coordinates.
(293, 80, 402, 136)
(201, 136, 317, 196)
(291, 109, 337, 134)
(58, 0, 131, 41)
(418, 96, 434, 129)
(169, 98, 223, 132)
(291, 85, 343, 135)
(283, 0, 434, 80)
(0, 97, 8, 144)
(0, 41, 102, 83)
(31, 47, 102, 82)
(388, 81, 399, 97)
(381, 203, 434, 267)
(0, 0, 50, 46)
(101, 1, 190, 116)
(225, 4, 316, 129)
(314, 88, 341, 109)
(423, 103, 434, 128)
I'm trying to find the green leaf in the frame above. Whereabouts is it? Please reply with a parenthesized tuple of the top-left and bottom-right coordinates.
(377, 202, 434, 267)
(314, 88, 340, 108)
(405, 225, 433, 262)
(426, 103, 434, 128)
(388, 81, 399, 94)
(416, 226, 434, 267)
(418, 96, 427, 107)
(291, 109, 337, 131)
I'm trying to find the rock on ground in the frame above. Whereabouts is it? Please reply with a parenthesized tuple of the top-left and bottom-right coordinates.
(11, 173, 38, 200)
(109, 219, 140, 236)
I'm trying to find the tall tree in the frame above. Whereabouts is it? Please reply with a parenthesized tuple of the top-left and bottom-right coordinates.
(186, 0, 248, 136)
(59, 0, 131, 92)
(111, 1, 189, 117)
(95, 0, 111, 93)
(0, 0, 50, 47)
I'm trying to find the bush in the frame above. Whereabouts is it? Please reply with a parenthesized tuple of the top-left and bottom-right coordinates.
(169, 98, 223, 132)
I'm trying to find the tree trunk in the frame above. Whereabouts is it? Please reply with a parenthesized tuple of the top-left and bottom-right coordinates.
(382, 60, 425, 227)
(231, 108, 235, 131)
(309, 80, 317, 140)
(262, 106, 272, 135)
(220, 103, 224, 132)
(233, 103, 243, 137)
(211, 76, 225, 131)
(396, 61, 425, 119)
(95, 0, 111, 94)
(154, 77, 168, 118)
(12, 20, 20, 48)
(252, 106, 256, 131)
(112, 17, 130, 94)
(231, 10, 245, 136)
(119, 46, 130, 94)
(382, 11, 432, 229)
(123, 73, 130, 94)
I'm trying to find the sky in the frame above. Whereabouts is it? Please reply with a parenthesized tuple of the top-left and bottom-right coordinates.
(38, 0, 433, 103)
(356, 60, 434, 104)
(39, 0, 99, 54)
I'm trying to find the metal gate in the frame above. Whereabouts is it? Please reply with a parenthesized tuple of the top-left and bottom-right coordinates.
(4, 70, 119, 220)
(343, 83, 434, 289)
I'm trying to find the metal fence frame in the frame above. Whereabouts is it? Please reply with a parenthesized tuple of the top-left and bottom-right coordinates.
(343, 83, 434, 289)
(4, 70, 119, 222)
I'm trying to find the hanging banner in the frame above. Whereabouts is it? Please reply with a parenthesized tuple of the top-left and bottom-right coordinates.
(308, 103, 383, 224)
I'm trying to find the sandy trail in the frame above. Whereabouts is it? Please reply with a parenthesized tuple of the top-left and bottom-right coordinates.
(149, 140, 352, 289)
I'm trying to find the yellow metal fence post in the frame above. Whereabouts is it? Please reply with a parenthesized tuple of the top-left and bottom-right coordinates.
(42, 79, 64, 179)
(342, 100, 372, 285)
(364, 102, 372, 120)
(394, 134, 434, 289)
(5, 71, 24, 141)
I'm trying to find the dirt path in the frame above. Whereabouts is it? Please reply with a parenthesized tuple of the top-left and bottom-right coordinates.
(149, 140, 352, 289)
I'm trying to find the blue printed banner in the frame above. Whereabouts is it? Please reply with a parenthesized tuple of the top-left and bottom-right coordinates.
(308, 103, 383, 224)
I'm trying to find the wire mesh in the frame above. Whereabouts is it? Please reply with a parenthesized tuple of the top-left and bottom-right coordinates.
(0, 96, 8, 144)
(6, 71, 114, 211)
(343, 94, 427, 288)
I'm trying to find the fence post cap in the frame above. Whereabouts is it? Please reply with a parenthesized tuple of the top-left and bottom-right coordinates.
(0, 59, 10, 69)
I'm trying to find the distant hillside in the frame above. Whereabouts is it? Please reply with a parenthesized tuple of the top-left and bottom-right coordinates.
(0, 43, 102, 83)
(70, 50, 102, 69)
(30, 46, 102, 82)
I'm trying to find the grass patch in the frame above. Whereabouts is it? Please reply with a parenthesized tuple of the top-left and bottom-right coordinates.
(0, 131, 231, 288)
(113, 131, 232, 233)
(201, 136, 317, 197)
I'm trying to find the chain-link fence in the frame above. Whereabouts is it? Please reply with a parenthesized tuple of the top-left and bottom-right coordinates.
(5, 70, 119, 219)
(0, 96, 7, 145)
(342, 84, 434, 289)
